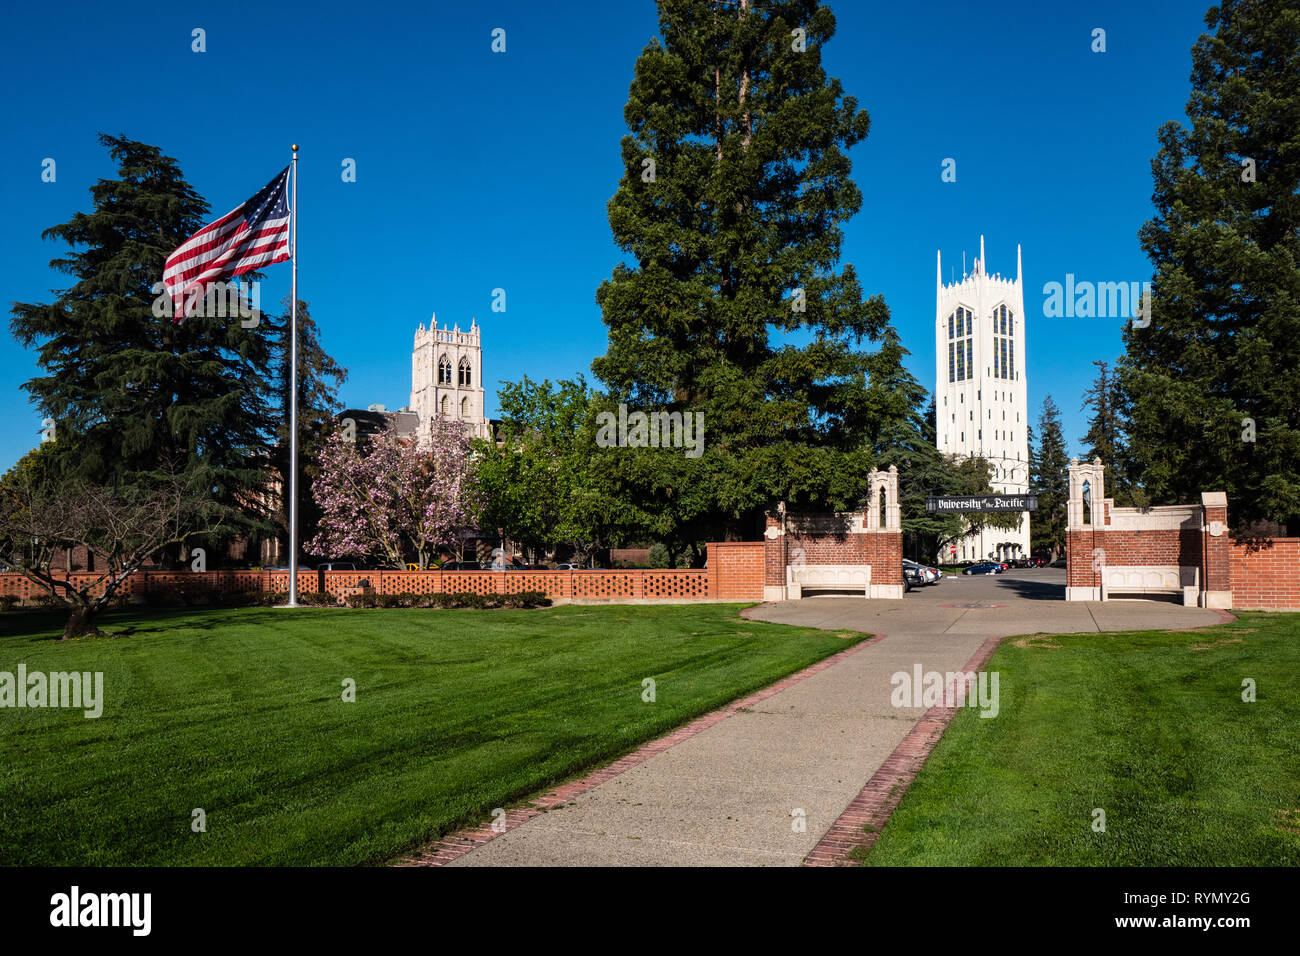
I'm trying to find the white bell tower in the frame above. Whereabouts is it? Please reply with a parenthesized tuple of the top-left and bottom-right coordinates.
(934, 237, 1031, 562)
(411, 315, 490, 442)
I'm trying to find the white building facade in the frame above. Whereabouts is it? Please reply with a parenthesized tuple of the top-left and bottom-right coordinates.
(410, 316, 491, 442)
(934, 238, 1032, 562)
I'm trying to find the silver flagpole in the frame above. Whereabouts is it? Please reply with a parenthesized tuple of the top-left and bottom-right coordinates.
(288, 144, 300, 608)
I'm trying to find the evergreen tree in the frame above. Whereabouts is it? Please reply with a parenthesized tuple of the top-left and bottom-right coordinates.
(1080, 359, 1144, 507)
(267, 297, 348, 557)
(9, 134, 274, 521)
(1117, 0, 1300, 532)
(1030, 395, 1070, 559)
(592, 0, 889, 536)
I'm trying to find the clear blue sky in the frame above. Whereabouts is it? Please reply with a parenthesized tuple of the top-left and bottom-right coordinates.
(0, 0, 1211, 472)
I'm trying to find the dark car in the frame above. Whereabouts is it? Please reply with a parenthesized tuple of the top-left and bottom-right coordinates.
(318, 562, 357, 571)
(440, 561, 484, 571)
(903, 565, 925, 592)
(962, 562, 1003, 575)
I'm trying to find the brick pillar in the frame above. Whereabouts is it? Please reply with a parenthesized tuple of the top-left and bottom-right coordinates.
(763, 510, 787, 602)
(1200, 492, 1232, 608)
(865, 466, 903, 599)
(1065, 457, 1106, 600)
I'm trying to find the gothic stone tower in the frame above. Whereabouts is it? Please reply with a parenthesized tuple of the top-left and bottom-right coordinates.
(934, 237, 1031, 562)
(410, 316, 489, 442)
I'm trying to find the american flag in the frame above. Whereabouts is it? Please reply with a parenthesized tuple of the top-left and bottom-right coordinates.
(163, 165, 292, 322)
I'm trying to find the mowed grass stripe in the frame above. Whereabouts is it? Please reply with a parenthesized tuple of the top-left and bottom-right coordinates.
(858, 612, 1300, 866)
(0, 604, 860, 865)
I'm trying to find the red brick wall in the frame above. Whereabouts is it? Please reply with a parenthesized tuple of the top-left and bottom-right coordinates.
(707, 541, 764, 600)
(762, 512, 902, 589)
(1230, 539, 1300, 610)
(0, 548, 770, 605)
(1068, 527, 1198, 588)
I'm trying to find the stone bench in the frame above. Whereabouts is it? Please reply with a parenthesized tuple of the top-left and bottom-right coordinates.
(785, 564, 871, 599)
(1102, 565, 1199, 606)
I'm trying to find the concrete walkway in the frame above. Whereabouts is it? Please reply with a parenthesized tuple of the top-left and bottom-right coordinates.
(439, 571, 1224, 866)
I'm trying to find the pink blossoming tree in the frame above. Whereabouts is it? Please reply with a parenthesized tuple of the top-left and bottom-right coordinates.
(308, 416, 476, 569)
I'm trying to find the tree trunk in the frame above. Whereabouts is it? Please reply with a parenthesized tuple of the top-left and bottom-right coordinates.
(62, 605, 98, 640)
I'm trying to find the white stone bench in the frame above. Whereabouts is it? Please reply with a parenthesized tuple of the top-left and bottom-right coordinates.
(1102, 565, 1199, 606)
(786, 564, 871, 599)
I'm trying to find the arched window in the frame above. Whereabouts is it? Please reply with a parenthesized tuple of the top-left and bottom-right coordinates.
(440, 394, 450, 416)
(878, 486, 887, 528)
(458, 360, 471, 386)
(460, 396, 470, 418)
(947, 306, 973, 383)
(1081, 480, 1092, 525)
(992, 304, 1016, 381)
(438, 356, 452, 385)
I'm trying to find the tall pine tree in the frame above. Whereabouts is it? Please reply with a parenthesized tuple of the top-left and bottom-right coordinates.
(593, 0, 889, 537)
(1117, 0, 1300, 532)
(1030, 395, 1070, 559)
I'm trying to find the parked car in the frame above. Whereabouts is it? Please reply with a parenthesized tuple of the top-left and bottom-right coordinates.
(903, 565, 924, 592)
(903, 559, 941, 585)
(266, 564, 313, 572)
(554, 563, 585, 570)
(962, 562, 1003, 575)
(318, 562, 357, 571)
(1050, 556, 1067, 568)
(440, 561, 484, 571)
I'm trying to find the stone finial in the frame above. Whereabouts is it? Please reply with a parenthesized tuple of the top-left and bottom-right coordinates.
(1071, 456, 1079, 466)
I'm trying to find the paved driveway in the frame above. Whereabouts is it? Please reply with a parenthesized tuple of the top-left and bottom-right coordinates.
(752, 567, 1223, 636)
(438, 570, 1224, 866)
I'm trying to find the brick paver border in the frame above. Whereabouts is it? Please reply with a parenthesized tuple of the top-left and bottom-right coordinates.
(801, 633, 1006, 867)
(393, 629, 886, 867)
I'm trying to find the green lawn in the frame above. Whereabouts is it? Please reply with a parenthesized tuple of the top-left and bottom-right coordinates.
(0, 604, 859, 865)
(859, 611, 1300, 866)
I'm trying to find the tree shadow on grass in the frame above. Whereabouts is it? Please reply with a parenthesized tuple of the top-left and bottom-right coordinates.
(0, 605, 291, 643)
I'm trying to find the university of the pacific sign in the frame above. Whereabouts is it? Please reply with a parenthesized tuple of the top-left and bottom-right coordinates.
(925, 494, 1038, 513)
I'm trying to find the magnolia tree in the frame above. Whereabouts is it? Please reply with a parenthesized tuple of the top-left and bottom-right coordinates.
(308, 417, 476, 570)
(0, 461, 227, 639)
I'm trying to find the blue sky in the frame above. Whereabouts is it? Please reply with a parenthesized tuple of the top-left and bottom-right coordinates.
(0, 0, 1211, 472)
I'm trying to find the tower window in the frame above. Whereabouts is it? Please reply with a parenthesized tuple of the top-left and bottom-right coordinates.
(459, 359, 472, 386)
(438, 356, 452, 385)
(948, 306, 974, 382)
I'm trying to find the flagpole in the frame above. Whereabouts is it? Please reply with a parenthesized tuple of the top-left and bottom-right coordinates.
(288, 144, 300, 608)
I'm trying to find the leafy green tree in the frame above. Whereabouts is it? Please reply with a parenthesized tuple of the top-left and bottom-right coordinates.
(9, 134, 274, 527)
(1030, 395, 1070, 559)
(1117, 0, 1300, 532)
(473, 377, 632, 566)
(592, 0, 889, 538)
